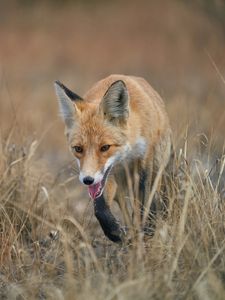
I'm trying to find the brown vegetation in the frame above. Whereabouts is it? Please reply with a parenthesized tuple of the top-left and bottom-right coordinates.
(0, 1, 224, 299)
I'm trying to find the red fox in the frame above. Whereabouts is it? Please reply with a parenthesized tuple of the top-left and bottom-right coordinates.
(55, 75, 172, 243)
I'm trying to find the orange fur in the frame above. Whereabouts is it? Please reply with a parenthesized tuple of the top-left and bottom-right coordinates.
(55, 74, 172, 230)
(70, 75, 171, 176)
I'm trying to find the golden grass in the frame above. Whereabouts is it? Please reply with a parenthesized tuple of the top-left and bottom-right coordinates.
(0, 126, 224, 299)
(0, 1, 225, 298)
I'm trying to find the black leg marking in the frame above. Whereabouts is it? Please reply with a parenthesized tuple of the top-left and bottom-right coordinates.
(94, 195, 125, 243)
(139, 169, 157, 236)
(139, 169, 147, 208)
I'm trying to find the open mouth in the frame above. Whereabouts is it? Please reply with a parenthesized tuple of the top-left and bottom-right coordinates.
(88, 166, 112, 200)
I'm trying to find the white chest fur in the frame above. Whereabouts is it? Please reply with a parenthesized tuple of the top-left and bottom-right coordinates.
(104, 137, 147, 172)
(130, 137, 147, 158)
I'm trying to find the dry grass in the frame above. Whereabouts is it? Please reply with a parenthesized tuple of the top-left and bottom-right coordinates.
(0, 1, 225, 299)
(0, 131, 224, 300)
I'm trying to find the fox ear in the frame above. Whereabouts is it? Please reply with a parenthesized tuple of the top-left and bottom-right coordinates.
(54, 81, 83, 129)
(101, 80, 129, 124)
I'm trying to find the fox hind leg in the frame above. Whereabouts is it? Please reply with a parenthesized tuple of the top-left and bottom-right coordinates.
(139, 167, 157, 236)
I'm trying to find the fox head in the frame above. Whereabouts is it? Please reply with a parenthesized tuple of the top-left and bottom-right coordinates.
(54, 80, 130, 199)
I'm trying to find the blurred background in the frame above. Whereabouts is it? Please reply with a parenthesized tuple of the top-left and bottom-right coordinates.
(0, 3, 225, 297)
(0, 0, 224, 171)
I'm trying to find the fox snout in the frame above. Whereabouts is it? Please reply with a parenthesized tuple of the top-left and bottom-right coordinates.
(79, 170, 104, 186)
(82, 176, 94, 185)
(78, 169, 110, 200)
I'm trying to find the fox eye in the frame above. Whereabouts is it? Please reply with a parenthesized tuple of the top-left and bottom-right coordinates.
(72, 146, 83, 153)
(100, 145, 110, 152)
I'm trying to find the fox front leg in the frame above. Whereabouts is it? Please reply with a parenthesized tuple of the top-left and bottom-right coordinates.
(94, 195, 126, 243)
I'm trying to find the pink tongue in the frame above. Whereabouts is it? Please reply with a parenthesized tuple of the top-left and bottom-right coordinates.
(88, 182, 102, 200)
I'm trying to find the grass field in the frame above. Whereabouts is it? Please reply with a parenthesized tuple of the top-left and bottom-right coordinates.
(0, 1, 225, 299)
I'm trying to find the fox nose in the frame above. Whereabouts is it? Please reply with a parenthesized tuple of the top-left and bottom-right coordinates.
(83, 176, 94, 185)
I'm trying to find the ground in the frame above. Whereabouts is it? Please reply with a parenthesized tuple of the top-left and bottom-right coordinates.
(0, 1, 224, 299)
